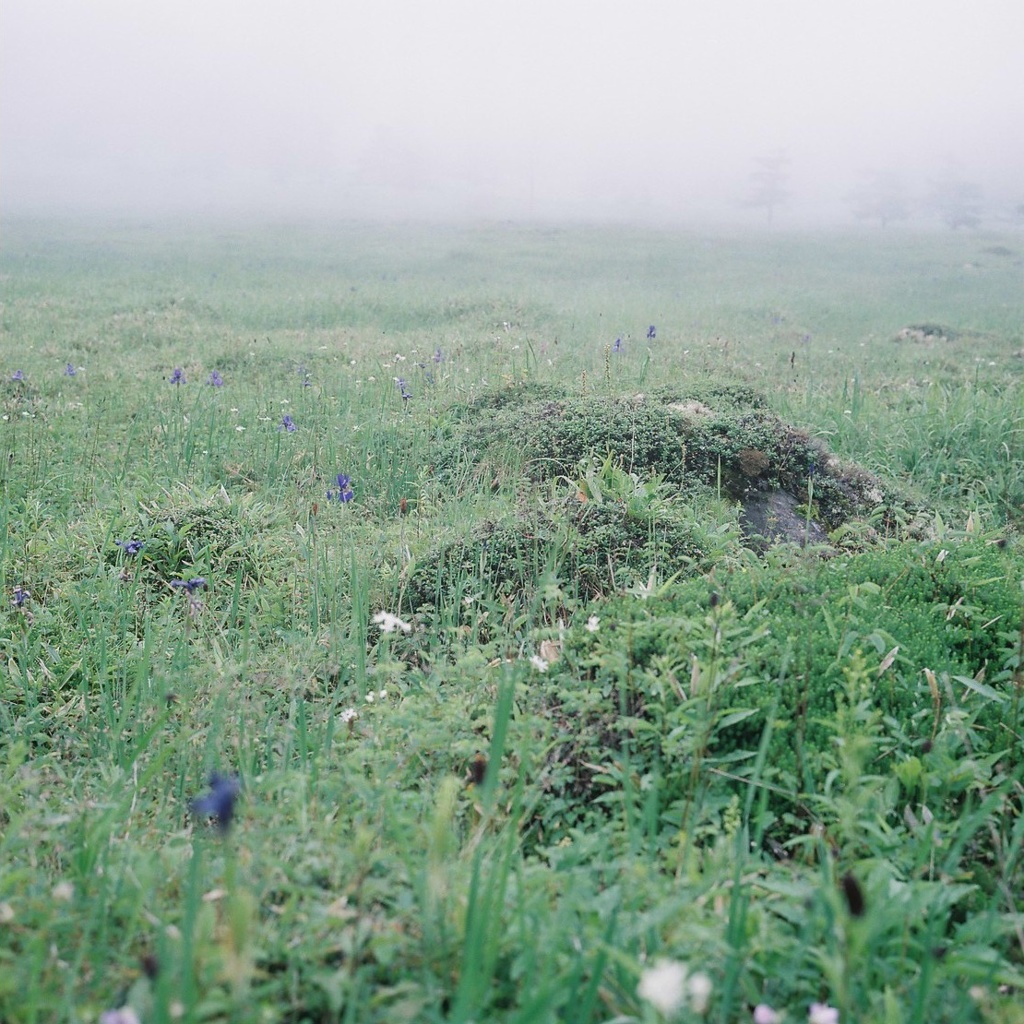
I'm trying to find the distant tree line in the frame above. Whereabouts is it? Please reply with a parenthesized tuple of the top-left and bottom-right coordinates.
(741, 153, 1013, 229)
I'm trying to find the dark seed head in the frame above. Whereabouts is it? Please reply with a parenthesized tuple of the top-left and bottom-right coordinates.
(468, 754, 488, 787)
(708, 590, 720, 609)
(140, 953, 160, 979)
(841, 871, 866, 917)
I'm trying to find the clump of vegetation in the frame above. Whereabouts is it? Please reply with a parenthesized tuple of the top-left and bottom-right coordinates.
(109, 490, 282, 584)
(431, 382, 915, 555)
(896, 323, 962, 343)
(406, 454, 743, 614)
(539, 535, 1023, 840)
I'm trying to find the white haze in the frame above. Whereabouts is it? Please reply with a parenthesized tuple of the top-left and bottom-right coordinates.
(2, 0, 1022, 224)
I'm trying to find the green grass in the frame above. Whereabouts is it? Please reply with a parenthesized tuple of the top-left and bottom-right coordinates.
(1, 217, 1023, 1024)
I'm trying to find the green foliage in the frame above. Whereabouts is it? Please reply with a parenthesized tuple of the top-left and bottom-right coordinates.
(542, 536, 1023, 832)
(2, 220, 1024, 1023)
(431, 383, 917, 555)
(406, 455, 744, 615)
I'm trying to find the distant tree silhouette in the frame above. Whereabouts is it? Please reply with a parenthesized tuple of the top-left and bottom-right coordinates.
(928, 168, 983, 229)
(846, 170, 910, 228)
(742, 151, 790, 225)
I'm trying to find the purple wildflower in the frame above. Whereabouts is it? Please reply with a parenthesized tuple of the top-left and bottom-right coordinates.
(396, 378, 412, 401)
(169, 368, 186, 385)
(613, 337, 623, 352)
(433, 347, 444, 363)
(115, 539, 144, 556)
(170, 577, 206, 593)
(327, 473, 354, 503)
(646, 325, 656, 340)
(11, 370, 24, 381)
(190, 772, 241, 833)
(100, 1010, 141, 1024)
(207, 370, 224, 387)
(12, 585, 30, 607)
(64, 363, 77, 376)
(279, 414, 296, 432)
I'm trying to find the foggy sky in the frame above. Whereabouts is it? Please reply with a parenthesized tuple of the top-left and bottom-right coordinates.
(2, 0, 1022, 223)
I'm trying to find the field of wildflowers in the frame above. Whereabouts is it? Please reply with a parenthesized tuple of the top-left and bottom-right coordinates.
(1, 218, 1023, 1023)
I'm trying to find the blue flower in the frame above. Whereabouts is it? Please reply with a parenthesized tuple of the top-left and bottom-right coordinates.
(646, 325, 656, 339)
(115, 539, 144, 556)
(207, 370, 224, 387)
(64, 363, 77, 377)
(279, 415, 296, 432)
(433, 347, 444, 363)
(169, 368, 186, 385)
(396, 378, 412, 401)
(613, 337, 623, 352)
(327, 473, 354, 503)
(190, 772, 241, 833)
(12, 585, 30, 607)
(170, 577, 207, 593)
(11, 370, 24, 381)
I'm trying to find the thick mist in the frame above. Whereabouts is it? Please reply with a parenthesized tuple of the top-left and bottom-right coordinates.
(2, 0, 1022, 225)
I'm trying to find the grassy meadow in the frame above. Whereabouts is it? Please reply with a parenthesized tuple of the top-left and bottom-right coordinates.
(1, 217, 1023, 1024)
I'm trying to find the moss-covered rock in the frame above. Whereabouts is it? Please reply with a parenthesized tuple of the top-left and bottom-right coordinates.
(430, 380, 916, 549)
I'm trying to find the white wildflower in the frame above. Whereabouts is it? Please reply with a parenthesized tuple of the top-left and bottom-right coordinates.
(529, 655, 549, 673)
(340, 708, 358, 724)
(688, 971, 712, 1014)
(585, 615, 600, 633)
(373, 610, 412, 634)
(753, 1006, 780, 1024)
(365, 691, 375, 703)
(638, 959, 687, 1016)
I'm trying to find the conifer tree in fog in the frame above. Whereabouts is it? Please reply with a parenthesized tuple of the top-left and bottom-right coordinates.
(742, 150, 790, 225)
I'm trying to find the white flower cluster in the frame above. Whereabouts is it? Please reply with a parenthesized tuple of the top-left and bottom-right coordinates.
(637, 959, 712, 1016)
(373, 610, 412, 634)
